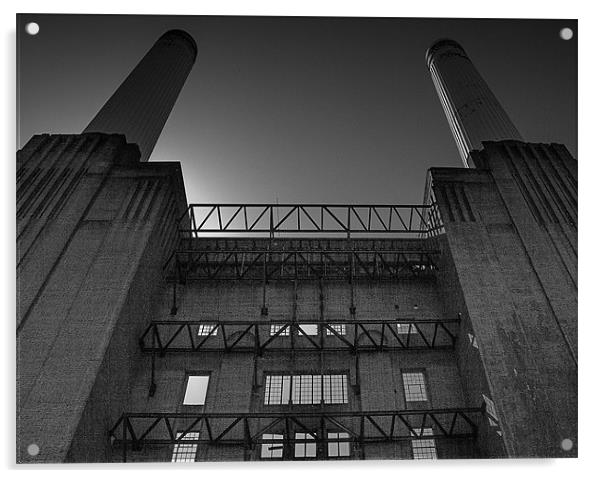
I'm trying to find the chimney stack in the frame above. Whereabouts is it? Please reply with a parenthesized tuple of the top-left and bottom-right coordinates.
(84, 29, 197, 162)
(426, 39, 523, 167)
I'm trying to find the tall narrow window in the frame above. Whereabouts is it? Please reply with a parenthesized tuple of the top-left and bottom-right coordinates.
(323, 374, 348, 404)
(294, 433, 317, 458)
(183, 375, 209, 405)
(261, 434, 284, 459)
(326, 324, 346, 335)
(292, 375, 322, 404)
(328, 432, 351, 457)
(197, 324, 218, 336)
(264, 375, 291, 405)
(402, 372, 428, 402)
(411, 428, 437, 459)
(171, 431, 199, 462)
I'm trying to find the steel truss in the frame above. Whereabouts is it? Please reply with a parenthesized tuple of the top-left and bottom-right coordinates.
(169, 245, 439, 282)
(110, 407, 488, 461)
(140, 319, 459, 354)
(180, 204, 441, 237)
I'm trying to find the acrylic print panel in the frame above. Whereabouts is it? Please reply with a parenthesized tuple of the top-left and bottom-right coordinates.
(16, 14, 577, 463)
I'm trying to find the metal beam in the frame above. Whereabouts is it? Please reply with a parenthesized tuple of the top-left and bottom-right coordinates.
(110, 406, 486, 461)
(139, 318, 460, 354)
(179, 204, 442, 237)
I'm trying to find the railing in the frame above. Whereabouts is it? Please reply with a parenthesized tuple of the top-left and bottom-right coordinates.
(140, 319, 460, 354)
(110, 406, 489, 462)
(179, 204, 441, 238)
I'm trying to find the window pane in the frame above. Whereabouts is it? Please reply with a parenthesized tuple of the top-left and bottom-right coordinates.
(261, 434, 283, 459)
(270, 324, 290, 336)
(198, 324, 218, 336)
(328, 432, 350, 457)
(402, 372, 427, 402)
(298, 324, 318, 335)
(324, 374, 348, 404)
(397, 323, 416, 335)
(295, 433, 316, 458)
(171, 431, 199, 462)
(411, 428, 437, 459)
(327, 324, 346, 335)
(183, 375, 209, 405)
(266, 374, 347, 405)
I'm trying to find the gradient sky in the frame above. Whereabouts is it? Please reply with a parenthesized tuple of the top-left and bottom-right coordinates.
(17, 15, 577, 205)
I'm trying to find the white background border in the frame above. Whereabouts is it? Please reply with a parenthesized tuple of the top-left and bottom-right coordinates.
(2, 1, 597, 476)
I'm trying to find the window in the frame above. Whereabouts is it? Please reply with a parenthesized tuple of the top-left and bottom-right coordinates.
(270, 324, 290, 336)
(402, 372, 428, 402)
(197, 324, 218, 336)
(264, 375, 291, 405)
(411, 428, 437, 459)
(264, 374, 348, 405)
(171, 431, 199, 462)
(482, 394, 499, 426)
(294, 433, 317, 458)
(183, 375, 209, 405)
(261, 434, 284, 459)
(327, 324, 346, 335)
(468, 333, 479, 349)
(298, 324, 318, 335)
(292, 375, 322, 404)
(322, 374, 348, 404)
(397, 323, 417, 335)
(328, 432, 351, 457)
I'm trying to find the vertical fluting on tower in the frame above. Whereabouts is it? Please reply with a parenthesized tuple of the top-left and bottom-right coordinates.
(83, 29, 197, 162)
(426, 39, 523, 167)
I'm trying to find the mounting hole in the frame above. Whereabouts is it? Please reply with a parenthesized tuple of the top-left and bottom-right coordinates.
(25, 22, 40, 35)
(561, 438, 573, 451)
(559, 27, 573, 41)
(27, 443, 40, 456)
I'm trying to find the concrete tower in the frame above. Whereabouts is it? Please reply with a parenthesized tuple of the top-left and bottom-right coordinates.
(426, 39, 523, 166)
(17, 30, 194, 462)
(83, 29, 197, 162)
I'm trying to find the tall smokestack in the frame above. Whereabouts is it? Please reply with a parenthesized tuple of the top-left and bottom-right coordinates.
(83, 29, 197, 162)
(426, 39, 523, 167)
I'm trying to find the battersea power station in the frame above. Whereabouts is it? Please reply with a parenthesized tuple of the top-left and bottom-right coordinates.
(16, 30, 577, 462)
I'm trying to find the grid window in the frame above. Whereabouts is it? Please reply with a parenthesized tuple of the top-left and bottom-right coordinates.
(411, 428, 437, 460)
(292, 375, 322, 404)
(328, 432, 351, 457)
(298, 324, 318, 335)
(397, 323, 417, 335)
(197, 324, 218, 336)
(183, 375, 209, 405)
(326, 324, 346, 335)
(402, 372, 428, 402)
(264, 374, 348, 405)
(270, 324, 290, 336)
(294, 433, 317, 458)
(323, 374, 348, 404)
(264, 375, 291, 405)
(171, 432, 199, 462)
(261, 434, 284, 459)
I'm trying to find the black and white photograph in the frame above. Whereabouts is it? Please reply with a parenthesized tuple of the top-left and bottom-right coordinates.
(12, 5, 584, 470)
